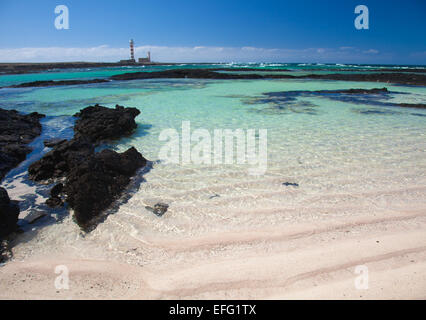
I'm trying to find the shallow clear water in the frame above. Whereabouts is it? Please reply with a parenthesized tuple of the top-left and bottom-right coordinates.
(0, 64, 425, 261)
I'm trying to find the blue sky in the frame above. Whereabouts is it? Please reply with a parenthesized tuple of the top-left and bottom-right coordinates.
(0, 0, 425, 64)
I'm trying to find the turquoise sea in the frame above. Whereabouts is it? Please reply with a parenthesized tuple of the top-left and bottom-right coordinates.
(0, 63, 425, 261)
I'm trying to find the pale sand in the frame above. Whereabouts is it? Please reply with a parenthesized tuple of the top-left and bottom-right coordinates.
(1, 206, 425, 299)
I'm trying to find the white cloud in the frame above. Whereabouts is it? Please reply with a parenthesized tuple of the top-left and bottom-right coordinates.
(0, 45, 390, 63)
(363, 49, 379, 54)
(339, 46, 355, 51)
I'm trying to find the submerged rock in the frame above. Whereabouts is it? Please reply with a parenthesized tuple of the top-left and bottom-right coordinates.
(74, 104, 140, 143)
(0, 239, 13, 263)
(282, 182, 299, 187)
(65, 147, 146, 228)
(0, 187, 20, 238)
(0, 108, 45, 180)
(145, 202, 169, 217)
(24, 210, 47, 224)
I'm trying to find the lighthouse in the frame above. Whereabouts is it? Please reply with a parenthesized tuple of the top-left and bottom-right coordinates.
(129, 39, 135, 61)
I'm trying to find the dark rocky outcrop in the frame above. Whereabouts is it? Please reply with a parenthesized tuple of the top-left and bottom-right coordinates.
(45, 197, 63, 208)
(43, 138, 67, 148)
(110, 69, 264, 81)
(7, 68, 426, 88)
(65, 147, 146, 227)
(394, 103, 426, 109)
(313, 88, 389, 94)
(0, 108, 45, 181)
(8, 79, 109, 88)
(29, 104, 141, 181)
(74, 104, 140, 143)
(1, 61, 425, 76)
(29, 137, 94, 181)
(46, 183, 64, 208)
(0, 187, 20, 238)
(50, 183, 64, 198)
(110, 69, 426, 86)
(28, 105, 146, 229)
(0, 61, 171, 75)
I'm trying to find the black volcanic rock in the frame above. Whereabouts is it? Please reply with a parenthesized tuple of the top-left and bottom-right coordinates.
(65, 147, 146, 228)
(6, 69, 426, 88)
(7, 79, 109, 88)
(74, 104, 140, 143)
(110, 69, 426, 86)
(145, 203, 169, 217)
(0, 108, 45, 181)
(28, 137, 94, 181)
(394, 103, 426, 109)
(28, 104, 147, 229)
(110, 68, 264, 81)
(43, 138, 67, 148)
(46, 196, 64, 208)
(0, 187, 20, 238)
(282, 182, 299, 187)
(314, 87, 389, 94)
(50, 183, 64, 198)
(29, 105, 141, 181)
(46, 183, 64, 208)
(0, 62, 168, 75)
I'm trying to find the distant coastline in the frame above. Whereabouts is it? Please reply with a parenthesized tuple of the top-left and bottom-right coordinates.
(0, 61, 181, 75)
(1, 61, 425, 75)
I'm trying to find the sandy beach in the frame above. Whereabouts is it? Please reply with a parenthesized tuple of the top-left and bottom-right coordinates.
(1, 173, 425, 299)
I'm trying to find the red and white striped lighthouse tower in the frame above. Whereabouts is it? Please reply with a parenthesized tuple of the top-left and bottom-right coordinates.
(129, 39, 135, 61)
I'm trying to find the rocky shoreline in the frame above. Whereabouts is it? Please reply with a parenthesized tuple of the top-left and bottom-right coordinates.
(1, 62, 425, 75)
(28, 104, 147, 229)
(1, 104, 147, 261)
(0, 109, 45, 260)
(0, 62, 177, 75)
(3, 68, 426, 88)
(110, 69, 426, 86)
(9, 79, 110, 88)
(0, 109, 45, 181)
